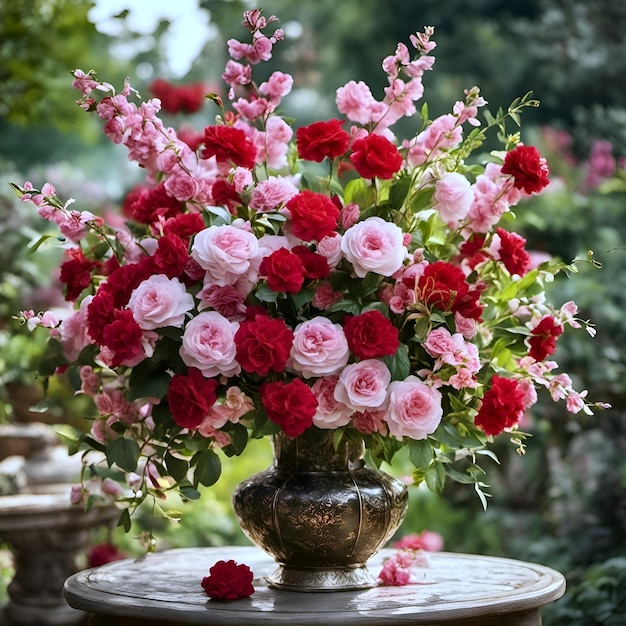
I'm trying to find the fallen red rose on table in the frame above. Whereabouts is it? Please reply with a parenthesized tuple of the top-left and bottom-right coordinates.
(201, 559, 255, 601)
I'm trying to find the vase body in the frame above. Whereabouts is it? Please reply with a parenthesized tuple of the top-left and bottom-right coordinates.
(232, 429, 408, 591)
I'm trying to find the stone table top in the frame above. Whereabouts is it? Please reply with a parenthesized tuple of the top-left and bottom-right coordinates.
(64, 545, 566, 625)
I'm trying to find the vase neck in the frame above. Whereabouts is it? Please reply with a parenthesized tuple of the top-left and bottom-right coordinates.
(272, 430, 364, 472)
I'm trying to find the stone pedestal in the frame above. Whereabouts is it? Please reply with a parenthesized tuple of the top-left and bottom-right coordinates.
(0, 492, 118, 625)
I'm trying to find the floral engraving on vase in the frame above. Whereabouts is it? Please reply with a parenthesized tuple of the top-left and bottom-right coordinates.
(232, 430, 408, 590)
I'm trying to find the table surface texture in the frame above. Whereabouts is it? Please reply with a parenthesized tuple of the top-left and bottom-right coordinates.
(64, 545, 566, 625)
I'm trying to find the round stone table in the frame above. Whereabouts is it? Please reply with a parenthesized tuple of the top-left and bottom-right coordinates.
(64, 545, 565, 625)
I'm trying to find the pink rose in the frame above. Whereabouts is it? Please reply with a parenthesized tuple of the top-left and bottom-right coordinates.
(249, 175, 299, 212)
(60, 295, 93, 361)
(433, 172, 474, 224)
(312, 282, 342, 310)
(164, 172, 198, 202)
(180, 311, 240, 378)
(197, 284, 247, 322)
(128, 275, 194, 330)
(191, 224, 260, 287)
(316, 233, 343, 269)
(311, 375, 353, 429)
(341, 216, 406, 277)
(289, 317, 350, 378)
(334, 359, 391, 411)
(336, 80, 383, 125)
(385, 376, 443, 439)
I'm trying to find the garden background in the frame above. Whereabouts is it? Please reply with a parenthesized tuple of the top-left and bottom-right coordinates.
(1, 1, 626, 623)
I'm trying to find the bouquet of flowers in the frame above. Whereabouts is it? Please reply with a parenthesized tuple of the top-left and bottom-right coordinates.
(14, 9, 605, 531)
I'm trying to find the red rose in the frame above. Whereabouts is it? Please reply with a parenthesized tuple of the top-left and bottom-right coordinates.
(167, 368, 219, 429)
(528, 316, 563, 362)
(349, 133, 403, 180)
(59, 248, 101, 302)
(496, 227, 531, 276)
(150, 79, 206, 115)
(211, 178, 241, 212)
(201, 125, 257, 169)
(235, 315, 294, 376)
(296, 119, 350, 162)
(87, 543, 127, 568)
(129, 182, 185, 225)
(100, 258, 154, 307)
(87, 291, 116, 344)
(152, 234, 190, 279)
(201, 560, 254, 601)
(501, 145, 550, 194)
(458, 234, 488, 271)
(259, 248, 306, 293)
(292, 246, 330, 280)
(475, 375, 526, 436)
(417, 261, 483, 321)
(261, 378, 317, 437)
(163, 212, 206, 244)
(101, 309, 145, 367)
(286, 190, 340, 242)
(343, 310, 399, 359)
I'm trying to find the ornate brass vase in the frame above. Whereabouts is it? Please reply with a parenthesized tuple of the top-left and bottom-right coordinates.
(232, 428, 408, 591)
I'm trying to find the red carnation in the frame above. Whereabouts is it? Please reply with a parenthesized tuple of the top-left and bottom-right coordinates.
(201, 560, 254, 601)
(235, 315, 294, 376)
(350, 133, 403, 180)
(417, 261, 483, 321)
(496, 228, 531, 276)
(211, 178, 241, 212)
(167, 368, 219, 429)
(261, 378, 317, 437)
(286, 190, 340, 242)
(292, 246, 330, 280)
(201, 125, 257, 169)
(259, 248, 306, 293)
(163, 212, 206, 244)
(344, 310, 399, 359)
(528, 316, 563, 362)
(59, 248, 101, 302)
(152, 234, 190, 279)
(459, 234, 488, 271)
(101, 309, 145, 368)
(87, 291, 116, 345)
(501, 145, 550, 194)
(129, 182, 185, 226)
(296, 119, 350, 162)
(100, 258, 154, 308)
(475, 375, 526, 436)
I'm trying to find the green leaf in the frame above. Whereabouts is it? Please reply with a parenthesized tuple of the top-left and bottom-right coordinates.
(193, 450, 221, 487)
(221, 423, 249, 457)
(408, 438, 434, 470)
(106, 437, 140, 472)
(343, 177, 375, 208)
(291, 287, 315, 311)
(178, 483, 202, 501)
(117, 508, 132, 532)
(127, 368, 171, 401)
(326, 296, 362, 315)
(383, 344, 410, 381)
(165, 452, 190, 483)
(388, 174, 412, 211)
(425, 462, 446, 495)
(255, 283, 280, 303)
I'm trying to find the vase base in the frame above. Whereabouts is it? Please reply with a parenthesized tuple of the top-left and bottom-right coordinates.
(266, 564, 378, 592)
